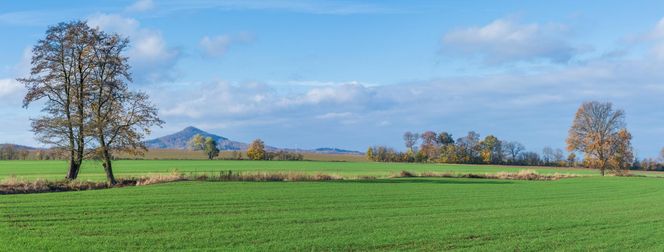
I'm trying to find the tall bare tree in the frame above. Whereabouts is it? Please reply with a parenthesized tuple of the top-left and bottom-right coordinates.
(20, 21, 97, 180)
(503, 141, 524, 163)
(89, 28, 162, 184)
(436, 132, 454, 146)
(403, 131, 419, 151)
(542, 146, 554, 165)
(567, 101, 628, 176)
(21, 21, 162, 184)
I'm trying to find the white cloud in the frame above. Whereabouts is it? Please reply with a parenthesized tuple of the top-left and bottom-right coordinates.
(442, 18, 581, 64)
(644, 17, 664, 60)
(315, 112, 354, 120)
(0, 79, 21, 97)
(87, 13, 180, 83)
(199, 33, 254, 57)
(126, 0, 155, 12)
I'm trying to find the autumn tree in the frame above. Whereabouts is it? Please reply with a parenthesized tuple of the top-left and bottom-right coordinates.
(566, 101, 630, 176)
(437, 132, 457, 163)
(188, 134, 219, 160)
(366, 147, 373, 161)
(480, 135, 502, 164)
(608, 129, 634, 172)
(188, 134, 205, 151)
(456, 131, 480, 163)
(567, 153, 577, 167)
(439, 144, 458, 163)
(247, 139, 266, 160)
(419, 131, 438, 160)
(20, 21, 97, 180)
(204, 137, 220, 160)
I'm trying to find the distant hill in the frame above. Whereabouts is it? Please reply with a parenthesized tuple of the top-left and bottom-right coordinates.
(0, 144, 38, 150)
(145, 126, 361, 154)
(145, 126, 247, 150)
(311, 148, 363, 155)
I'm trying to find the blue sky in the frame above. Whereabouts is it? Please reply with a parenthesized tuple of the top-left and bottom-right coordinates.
(1, 0, 664, 157)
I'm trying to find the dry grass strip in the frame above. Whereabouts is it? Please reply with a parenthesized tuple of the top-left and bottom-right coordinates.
(1, 169, 576, 195)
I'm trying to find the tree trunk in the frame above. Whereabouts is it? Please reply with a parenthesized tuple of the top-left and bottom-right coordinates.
(66, 159, 80, 180)
(102, 151, 117, 185)
(99, 133, 117, 185)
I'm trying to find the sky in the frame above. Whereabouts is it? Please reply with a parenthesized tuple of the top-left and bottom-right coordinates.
(1, 0, 664, 157)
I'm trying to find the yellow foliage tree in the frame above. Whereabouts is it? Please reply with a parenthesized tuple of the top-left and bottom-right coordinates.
(567, 101, 631, 175)
(247, 139, 266, 160)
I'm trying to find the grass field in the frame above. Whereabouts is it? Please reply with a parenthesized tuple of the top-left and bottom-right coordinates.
(3, 175, 664, 250)
(0, 159, 604, 181)
(3, 160, 664, 250)
(114, 149, 370, 162)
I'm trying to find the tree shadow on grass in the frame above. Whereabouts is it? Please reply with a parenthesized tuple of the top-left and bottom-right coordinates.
(335, 178, 514, 185)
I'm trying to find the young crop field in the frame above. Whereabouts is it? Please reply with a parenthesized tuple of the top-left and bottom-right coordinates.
(0, 159, 607, 181)
(3, 173, 664, 250)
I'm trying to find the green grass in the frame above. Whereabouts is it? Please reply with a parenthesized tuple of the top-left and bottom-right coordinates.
(3, 160, 664, 250)
(0, 159, 602, 181)
(3, 176, 664, 250)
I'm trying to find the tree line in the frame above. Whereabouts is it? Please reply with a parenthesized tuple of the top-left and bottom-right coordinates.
(368, 101, 654, 175)
(18, 21, 162, 184)
(0, 145, 64, 160)
(367, 131, 573, 167)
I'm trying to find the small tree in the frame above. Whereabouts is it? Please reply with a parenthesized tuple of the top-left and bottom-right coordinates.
(403, 131, 419, 152)
(366, 147, 374, 161)
(437, 132, 454, 146)
(247, 139, 266, 160)
(480, 135, 501, 164)
(503, 141, 524, 164)
(542, 146, 554, 166)
(188, 134, 205, 151)
(439, 144, 458, 163)
(419, 131, 438, 160)
(567, 153, 577, 167)
(204, 137, 220, 160)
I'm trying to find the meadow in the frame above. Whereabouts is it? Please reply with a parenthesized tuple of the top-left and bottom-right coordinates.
(0, 159, 603, 181)
(2, 160, 664, 250)
(3, 175, 664, 250)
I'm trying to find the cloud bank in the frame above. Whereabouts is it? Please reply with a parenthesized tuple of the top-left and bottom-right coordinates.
(442, 18, 582, 64)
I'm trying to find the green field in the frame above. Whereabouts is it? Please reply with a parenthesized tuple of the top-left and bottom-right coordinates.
(3, 176, 664, 250)
(0, 160, 605, 181)
(3, 160, 664, 250)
